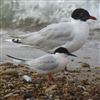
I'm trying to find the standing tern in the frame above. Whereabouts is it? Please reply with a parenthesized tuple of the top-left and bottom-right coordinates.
(7, 47, 77, 81)
(11, 8, 97, 53)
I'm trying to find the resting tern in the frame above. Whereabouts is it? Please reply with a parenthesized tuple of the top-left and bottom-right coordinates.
(7, 47, 77, 81)
(11, 8, 97, 53)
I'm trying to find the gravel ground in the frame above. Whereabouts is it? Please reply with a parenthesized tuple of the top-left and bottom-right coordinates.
(0, 62, 100, 100)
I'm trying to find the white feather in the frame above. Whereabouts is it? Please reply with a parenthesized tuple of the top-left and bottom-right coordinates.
(10, 19, 89, 53)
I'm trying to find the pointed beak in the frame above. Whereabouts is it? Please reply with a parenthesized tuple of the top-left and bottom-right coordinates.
(68, 53, 77, 57)
(88, 16, 97, 20)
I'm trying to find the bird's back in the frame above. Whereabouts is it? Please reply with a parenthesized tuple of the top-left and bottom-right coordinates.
(25, 54, 59, 73)
(25, 22, 74, 51)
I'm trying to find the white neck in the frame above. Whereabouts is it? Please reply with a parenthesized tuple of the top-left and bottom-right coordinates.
(71, 18, 86, 23)
(63, 18, 89, 52)
(55, 53, 67, 58)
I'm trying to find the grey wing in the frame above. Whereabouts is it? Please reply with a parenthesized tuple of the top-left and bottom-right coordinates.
(36, 55, 58, 71)
(34, 23, 74, 51)
(40, 23, 74, 44)
(42, 23, 73, 38)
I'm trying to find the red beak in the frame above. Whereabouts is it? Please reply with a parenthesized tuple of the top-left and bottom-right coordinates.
(88, 16, 97, 20)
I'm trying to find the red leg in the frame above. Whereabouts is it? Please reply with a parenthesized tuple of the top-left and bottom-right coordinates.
(48, 73, 54, 82)
(65, 66, 67, 71)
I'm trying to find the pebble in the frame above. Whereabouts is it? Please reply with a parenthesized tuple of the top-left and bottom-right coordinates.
(79, 62, 90, 68)
(82, 91, 90, 97)
(23, 92, 33, 100)
(8, 83, 14, 89)
(95, 66, 100, 69)
(22, 75, 32, 83)
(45, 85, 57, 93)
(81, 79, 90, 85)
(4, 93, 13, 98)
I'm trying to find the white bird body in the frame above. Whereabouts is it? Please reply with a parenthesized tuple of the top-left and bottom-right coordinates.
(7, 47, 77, 75)
(7, 47, 77, 81)
(25, 53, 68, 74)
(12, 19, 89, 53)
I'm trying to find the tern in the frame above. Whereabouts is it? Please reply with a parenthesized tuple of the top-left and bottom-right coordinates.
(11, 8, 97, 53)
(7, 47, 77, 81)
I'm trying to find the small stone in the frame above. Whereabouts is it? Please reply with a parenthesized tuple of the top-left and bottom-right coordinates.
(45, 85, 57, 93)
(81, 79, 89, 85)
(44, 95, 53, 100)
(95, 66, 100, 69)
(87, 69, 91, 72)
(79, 62, 90, 68)
(23, 92, 33, 100)
(77, 85, 86, 91)
(8, 83, 14, 89)
(82, 91, 90, 97)
(4, 69, 19, 78)
(4, 93, 13, 98)
(22, 75, 32, 83)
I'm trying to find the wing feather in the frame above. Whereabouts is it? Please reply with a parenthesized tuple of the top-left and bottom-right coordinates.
(27, 55, 58, 71)
(37, 55, 58, 71)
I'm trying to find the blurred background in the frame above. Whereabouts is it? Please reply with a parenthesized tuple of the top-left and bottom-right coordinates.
(0, 0, 100, 30)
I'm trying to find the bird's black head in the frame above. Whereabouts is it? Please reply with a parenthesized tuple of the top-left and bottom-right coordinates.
(54, 47, 77, 57)
(71, 8, 97, 21)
